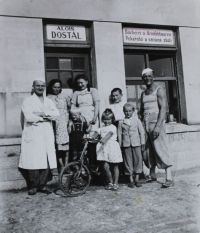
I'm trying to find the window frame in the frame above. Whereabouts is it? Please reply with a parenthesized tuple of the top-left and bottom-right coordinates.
(45, 53, 90, 89)
(123, 27, 186, 123)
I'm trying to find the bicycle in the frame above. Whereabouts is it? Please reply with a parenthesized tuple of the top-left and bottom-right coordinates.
(59, 138, 100, 197)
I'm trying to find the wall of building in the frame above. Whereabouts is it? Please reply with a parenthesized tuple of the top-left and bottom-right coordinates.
(1, 128, 200, 190)
(93, 22, 127, 116)
(0, 16, 45, 137)
(0, 0, 200, 27)
(179, 27, 200, 125)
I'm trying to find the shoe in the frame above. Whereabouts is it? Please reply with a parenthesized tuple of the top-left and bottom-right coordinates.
(161, 180, 174, 188)
(128, 182, 135, 188)
(146, 175, 157, 183)
(135, 181, 142, 188)
(112, 184, 119, 191)
(28, 188, 37, 195)
(37, 187, 52, 194)
(105, 183, 113, 190)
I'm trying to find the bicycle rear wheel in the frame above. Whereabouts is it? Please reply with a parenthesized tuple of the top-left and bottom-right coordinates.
(59, 161, 91, 197)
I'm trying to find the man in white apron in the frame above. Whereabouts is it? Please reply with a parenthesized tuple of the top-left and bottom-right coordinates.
(19, 78, 59, 195)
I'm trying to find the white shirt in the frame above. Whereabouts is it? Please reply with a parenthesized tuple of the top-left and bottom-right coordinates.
(109, 101, 126, 121)
(123, 117, 132, 126)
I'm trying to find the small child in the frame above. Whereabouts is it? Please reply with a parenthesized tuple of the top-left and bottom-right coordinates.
(91, 109, 123, 191)
(68, 109, 91, 163)
(118, 103, 145, 188)
(109, 88, 138, 127)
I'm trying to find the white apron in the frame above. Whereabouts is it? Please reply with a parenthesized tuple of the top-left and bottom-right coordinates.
(19, 94, 59, 169)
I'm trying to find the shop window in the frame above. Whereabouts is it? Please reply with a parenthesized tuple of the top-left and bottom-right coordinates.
(124, 51, 179, 122)
(45, 54, 89, 89)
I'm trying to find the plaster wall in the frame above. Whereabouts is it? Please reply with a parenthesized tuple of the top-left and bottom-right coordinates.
(0, 16, 45, 136)
(93, 22, 127, 116)
(0, 0, 200, 28)
(179, 27, 200, 124)
(1, 130, 200, 190)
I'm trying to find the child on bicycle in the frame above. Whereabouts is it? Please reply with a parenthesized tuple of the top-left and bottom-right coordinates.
(68, 109, 92, 163)
(91, 109, 123, 191)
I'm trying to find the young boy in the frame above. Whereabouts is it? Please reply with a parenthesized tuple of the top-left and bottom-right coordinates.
(118, 103, 145, 188)
(109, 88, 138, 127)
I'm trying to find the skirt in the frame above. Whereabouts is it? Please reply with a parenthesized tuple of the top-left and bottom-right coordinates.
(96, 140, 123, 163)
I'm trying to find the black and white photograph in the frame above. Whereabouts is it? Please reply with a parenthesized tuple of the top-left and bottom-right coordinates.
(0, 0, 200, 232)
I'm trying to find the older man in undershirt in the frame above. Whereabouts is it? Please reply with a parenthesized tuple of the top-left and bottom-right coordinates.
(140, 68, 173, 188)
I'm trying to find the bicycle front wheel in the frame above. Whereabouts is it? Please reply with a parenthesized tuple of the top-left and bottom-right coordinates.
(59, 161, 91, 197)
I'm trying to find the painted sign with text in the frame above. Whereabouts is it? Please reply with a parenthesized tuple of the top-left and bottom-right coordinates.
(123, 28, 174, 46)
(46, 25, 86, 41)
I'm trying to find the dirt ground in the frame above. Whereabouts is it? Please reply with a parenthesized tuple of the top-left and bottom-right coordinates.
(0, 167, 200, 233)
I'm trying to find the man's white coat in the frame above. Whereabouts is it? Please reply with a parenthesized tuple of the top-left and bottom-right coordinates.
(19, 93, 59, 169)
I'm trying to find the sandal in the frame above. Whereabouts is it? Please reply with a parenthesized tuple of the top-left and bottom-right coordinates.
(161, 180, 174, 188)
(105, 183, 113, 190)
(128, 182, 135, 188)
(112, 184, 119, 191)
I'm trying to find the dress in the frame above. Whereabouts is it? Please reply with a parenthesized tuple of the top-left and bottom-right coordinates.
(96, 124, 123, 163)
(71, 88, 100, 132)
(47, 93, 70, 150)
(142, 86, 172, 169)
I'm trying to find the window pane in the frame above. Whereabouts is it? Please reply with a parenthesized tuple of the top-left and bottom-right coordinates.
(126, 81, 146, 112)
(46, 57, 58, 69)
(60, 72, 72, 88)
(125, 54, 145, 77)
(59, 58, 71, 70)
(73, 58, 84, 69)
(149, 54, 173, 77)
(46, 72, 59, 84)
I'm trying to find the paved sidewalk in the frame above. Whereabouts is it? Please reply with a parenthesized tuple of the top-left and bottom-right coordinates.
(0, 167, 200, 233)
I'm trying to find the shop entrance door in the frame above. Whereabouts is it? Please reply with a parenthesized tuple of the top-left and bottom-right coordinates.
(45, 51, 90, 95)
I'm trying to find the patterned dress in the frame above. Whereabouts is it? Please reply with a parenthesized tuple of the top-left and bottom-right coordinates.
(47, 93, 70, 151)
(71, 88, 100, 133)
(96, 124, 123, 163)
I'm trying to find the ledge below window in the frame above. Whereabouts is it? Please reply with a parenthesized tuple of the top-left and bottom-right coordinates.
(166, 123, 200, 134)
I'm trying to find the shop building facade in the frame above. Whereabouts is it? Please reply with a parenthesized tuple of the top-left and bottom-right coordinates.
(0, 0, 200, 189)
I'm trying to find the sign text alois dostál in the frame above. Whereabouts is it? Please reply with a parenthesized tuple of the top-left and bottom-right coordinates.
(46, 25, 86, 41)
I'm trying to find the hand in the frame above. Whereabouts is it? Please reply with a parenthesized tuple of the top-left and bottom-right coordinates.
(141, 144, 145, 152)
(33, 112, 45, 117)
(100, 138, 106, 144)
(43, 115, 51, 121)
(152, 126, 161, 140)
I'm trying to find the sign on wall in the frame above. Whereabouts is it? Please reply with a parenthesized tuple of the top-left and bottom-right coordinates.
(123, 28, 174, 46)
(46, 25, 86, 41)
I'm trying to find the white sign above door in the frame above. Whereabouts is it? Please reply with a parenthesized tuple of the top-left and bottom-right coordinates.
(123, 28, 174, 46)
(46, 25, 86, 41)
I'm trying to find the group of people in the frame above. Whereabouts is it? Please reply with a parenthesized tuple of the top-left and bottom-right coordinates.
(18, 68, 173, 195)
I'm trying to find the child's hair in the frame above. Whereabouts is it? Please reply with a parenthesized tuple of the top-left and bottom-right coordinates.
(101, 108, 115, 124)
(123, 102, 135, 111)
(111, 88, 123, 95)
